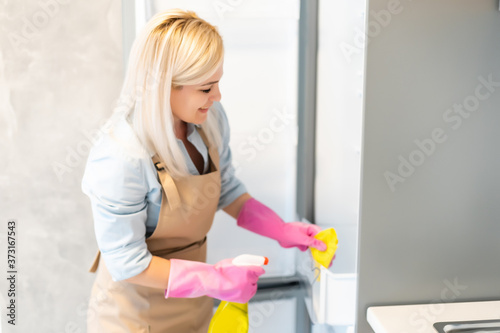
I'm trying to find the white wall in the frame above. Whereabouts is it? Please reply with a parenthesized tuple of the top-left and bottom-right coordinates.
(0, 0, 122, 331)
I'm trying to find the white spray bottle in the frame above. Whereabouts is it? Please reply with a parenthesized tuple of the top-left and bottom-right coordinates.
(208, 254, 269, 333)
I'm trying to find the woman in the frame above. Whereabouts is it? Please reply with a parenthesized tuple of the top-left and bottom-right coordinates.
(82, 9, 328, 332)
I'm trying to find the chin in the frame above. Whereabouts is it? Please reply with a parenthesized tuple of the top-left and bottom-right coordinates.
(192, 116, 208, 126)
(193, 111, 209, 124)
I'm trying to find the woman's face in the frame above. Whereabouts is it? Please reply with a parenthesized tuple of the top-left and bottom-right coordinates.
(170, 64, 223, 126)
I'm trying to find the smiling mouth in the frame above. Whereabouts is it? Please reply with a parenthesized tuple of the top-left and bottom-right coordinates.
(198, 105, 211, 113)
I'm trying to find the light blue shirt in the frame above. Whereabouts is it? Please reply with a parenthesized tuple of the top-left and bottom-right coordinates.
(82, 102, 247, 281)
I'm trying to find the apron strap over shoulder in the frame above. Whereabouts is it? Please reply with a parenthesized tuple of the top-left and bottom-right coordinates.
(152, 155, 182, 211)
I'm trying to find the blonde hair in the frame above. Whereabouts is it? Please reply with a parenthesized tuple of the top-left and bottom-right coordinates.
(114, 9, 223, 178)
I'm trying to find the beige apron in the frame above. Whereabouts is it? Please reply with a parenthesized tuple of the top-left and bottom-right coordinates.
(87, 127, 221, 333)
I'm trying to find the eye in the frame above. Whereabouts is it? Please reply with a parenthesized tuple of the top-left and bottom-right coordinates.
(201, 88, 212, 93)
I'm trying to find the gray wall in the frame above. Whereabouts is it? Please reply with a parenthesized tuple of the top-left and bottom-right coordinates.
(357, 0, 500, 332)
(0, 0, 122, 331)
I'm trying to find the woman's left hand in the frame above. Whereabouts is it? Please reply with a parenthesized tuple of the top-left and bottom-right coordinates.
(278, 221, 326, 251)
(236, 198, 327, 252)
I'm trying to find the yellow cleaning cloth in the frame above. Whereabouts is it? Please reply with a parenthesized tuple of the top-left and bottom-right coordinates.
(310, 228, 338, 268)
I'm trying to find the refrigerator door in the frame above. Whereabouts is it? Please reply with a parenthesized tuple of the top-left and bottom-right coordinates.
(311, 0, 366, 330)
(357, 1, 500, 332)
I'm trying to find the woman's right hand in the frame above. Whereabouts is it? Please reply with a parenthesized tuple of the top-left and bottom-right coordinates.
(165, 258, 265, 303)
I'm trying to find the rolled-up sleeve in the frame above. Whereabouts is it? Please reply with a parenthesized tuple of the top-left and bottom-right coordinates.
(214, 102, 248, 210)
(82, 140, 152, 281)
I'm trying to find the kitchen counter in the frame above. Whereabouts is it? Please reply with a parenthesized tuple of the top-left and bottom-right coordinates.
(367, 300, 500, 333)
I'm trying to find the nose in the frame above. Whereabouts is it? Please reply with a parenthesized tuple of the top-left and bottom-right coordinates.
(209, 84, 221, 102)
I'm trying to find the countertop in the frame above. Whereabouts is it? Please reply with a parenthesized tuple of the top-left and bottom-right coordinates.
(367, 300, 500, 333)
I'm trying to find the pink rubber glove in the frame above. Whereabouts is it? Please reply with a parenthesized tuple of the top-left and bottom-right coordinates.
(237, 198, 327, 252)
(165, 258, 265, 303)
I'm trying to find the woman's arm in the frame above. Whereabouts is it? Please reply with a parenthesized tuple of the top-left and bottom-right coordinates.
(125, 256, 171, 289)
(125, 191, 252, 289)
(222, 192, 252, 219)
(126, 250, 265, 304)
(230, 196, 328, 253)
(125, 192, 252, 289)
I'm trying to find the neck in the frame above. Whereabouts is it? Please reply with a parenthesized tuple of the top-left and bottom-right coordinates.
(174, 118, 187, 140)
